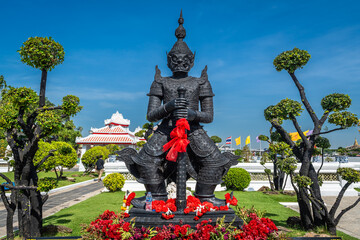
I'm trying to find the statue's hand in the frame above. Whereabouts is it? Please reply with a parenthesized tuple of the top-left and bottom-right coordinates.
(173, 108, 188, 119)
(187, 108, 196, 121)
(164, 98, 187, 112)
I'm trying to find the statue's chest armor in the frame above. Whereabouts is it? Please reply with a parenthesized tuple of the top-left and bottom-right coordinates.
(162, 77, 200, 110)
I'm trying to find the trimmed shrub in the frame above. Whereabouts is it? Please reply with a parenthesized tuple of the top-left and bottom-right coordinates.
(81, 146, 110, 172)
(103, 173, 125, 192)
(223, 168, 251, 191)
(37, 177, 58, 192)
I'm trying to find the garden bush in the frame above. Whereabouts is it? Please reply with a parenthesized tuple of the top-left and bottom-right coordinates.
(37, 177, 58, 192)
(223, 168, 251, 191)
(103, 173, 125, 192)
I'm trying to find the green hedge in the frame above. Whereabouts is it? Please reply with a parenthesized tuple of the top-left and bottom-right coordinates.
(223, 168, 251, 191)
(103, 173, 125, 192)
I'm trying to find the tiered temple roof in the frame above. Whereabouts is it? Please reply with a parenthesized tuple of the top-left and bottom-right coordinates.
(76, 111, 145, 146)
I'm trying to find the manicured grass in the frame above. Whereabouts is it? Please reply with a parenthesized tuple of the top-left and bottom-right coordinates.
(355, 188, 360, 192)
(0, 171, 95, 188)
(42, 190, 358, 240)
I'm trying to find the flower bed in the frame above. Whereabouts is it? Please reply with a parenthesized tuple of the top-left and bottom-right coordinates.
(83, 210, 278, 240)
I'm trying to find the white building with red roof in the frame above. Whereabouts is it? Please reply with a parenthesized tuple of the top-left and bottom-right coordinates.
(76, 111, 145, 158)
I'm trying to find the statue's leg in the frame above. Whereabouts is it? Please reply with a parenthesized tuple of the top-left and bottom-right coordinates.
(191, 148, 238, 207)
(130, 150, 168, 209)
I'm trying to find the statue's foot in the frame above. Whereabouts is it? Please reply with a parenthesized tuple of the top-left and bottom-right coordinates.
(131, 196, 146, 209)
(195, 194, 226, 207)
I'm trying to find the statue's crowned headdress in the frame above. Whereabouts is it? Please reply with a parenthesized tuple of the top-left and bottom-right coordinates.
(167, 11, 195, 73)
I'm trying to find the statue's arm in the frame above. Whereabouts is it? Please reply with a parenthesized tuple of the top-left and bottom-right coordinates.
(146, 95, 187, 122)
(188, 96, 214, 123)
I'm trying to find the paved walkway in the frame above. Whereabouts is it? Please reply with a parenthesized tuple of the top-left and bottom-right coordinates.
(0, 180, 104, 238)
(283, 195, 360, 239)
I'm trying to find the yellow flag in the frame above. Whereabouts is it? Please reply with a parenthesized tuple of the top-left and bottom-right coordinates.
(290, 130, 309, 141)
(235, 137, 241, 145)
(245, 135, 250, 145)
(290, 132, 300, 141)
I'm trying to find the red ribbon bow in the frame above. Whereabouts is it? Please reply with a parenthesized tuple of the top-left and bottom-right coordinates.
(162, 118, 190, 162)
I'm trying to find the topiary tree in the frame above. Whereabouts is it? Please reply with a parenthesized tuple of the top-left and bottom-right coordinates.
(210, 135, 222, 144)
(51, 141, 77, 179)
(241, 145, 252, 162)
(265, 47, 359, 233)
(0, 37, 81, 238)
(222, 168, 251, 191)
(314, 137, 331, 176)
(81, 146, 110, 173)
(103, 173, 125, 192)
(105, 144, 121, 155)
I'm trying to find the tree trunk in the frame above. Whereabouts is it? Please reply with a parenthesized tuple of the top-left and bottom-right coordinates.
(39, 69, 47, 108)
(298, 188, 314, 230)
(309, 163, 325, 226)
(326, 220, 337, 235)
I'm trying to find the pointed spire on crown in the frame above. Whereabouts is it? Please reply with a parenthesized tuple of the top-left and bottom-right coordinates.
(168, 10, 193, 56)
(175, 10, 186, 40)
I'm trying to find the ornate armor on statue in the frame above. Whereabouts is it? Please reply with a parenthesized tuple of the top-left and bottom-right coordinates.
(118, 12, 238, 208)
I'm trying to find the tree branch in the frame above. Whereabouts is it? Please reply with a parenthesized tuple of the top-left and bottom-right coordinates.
(0, 186, 11, 212)
(290, 115, 310, 147)
(37, 106, 62, 112)
(319, 112, 330, 126)
(289, 72, 319, 125)
(289, 173, 299, 195)
(35, 149, 56, 170)
(309, 127, 345, 137)
(41, 194, 49, 206)
(335, 197, 360, 225)
(307, 187, 329, 217)
(329, 182, 351, 218)
(2, 184, 38, 190)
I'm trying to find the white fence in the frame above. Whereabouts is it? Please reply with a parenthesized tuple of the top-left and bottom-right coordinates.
(104, 161, 360, 196)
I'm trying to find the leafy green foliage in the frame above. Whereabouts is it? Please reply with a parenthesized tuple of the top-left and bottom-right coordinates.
(315, 136, 331, 149)
(33, 141, 56, 172)
(62, 95, 82, 116)
(0, 139, 8, 159)
(241, 145, 252, 162)
(37, 109, 63, 136)
(277, 157, 297, 174)
(81, 146, 109, 170)
(136, 141, 146, 148)
(234, 205, 266, 225)
(0, 87, 38, 130)
(273, 48, 311, 73)
(18, 37, 64, 71)
(328, 111, 358, 128)
(210, 135, 222, 143)
(103, 173, 125, 192)
(0, 75, 6, 90)
(135, 130, 146, 138)
(37, 177, 58, 192)
(105, 144, 121, 155)
(337, 168, 360, 183)
(223, 168, 251, 191)
(258, 135, 269, 142)
(47, 119, 82, 149)
(269, 142, 292, 156)
(294, 175, 313, 188)
(260, 152, 270, 165)
(52, 141, 77, 169)
(321, 93, 351, 112)
(234, 149, 242, 156)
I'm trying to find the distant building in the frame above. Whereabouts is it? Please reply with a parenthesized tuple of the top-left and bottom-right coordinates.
(347, 138, 360, 150)
(76, 111, 145, 158)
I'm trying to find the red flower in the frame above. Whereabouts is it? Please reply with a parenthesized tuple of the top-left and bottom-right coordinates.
(220, 205, 229, 211)
(225, 193, 238, 206)
(194, 216, 200, 221)
(126, 192, 136, 206)
(161, 213, 175, 220)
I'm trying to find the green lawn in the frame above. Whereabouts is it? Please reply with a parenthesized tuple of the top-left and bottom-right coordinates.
(0, 171, 95, 188)
(355, 188, 360, 192)
(41, 190, 358, 240)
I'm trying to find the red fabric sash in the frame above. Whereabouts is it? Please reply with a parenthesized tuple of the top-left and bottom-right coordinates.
(162, 118, 190, 162)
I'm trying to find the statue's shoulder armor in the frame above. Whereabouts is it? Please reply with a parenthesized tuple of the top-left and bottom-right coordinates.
(198, 66, 215, 97)
(147, 66, 164, 97)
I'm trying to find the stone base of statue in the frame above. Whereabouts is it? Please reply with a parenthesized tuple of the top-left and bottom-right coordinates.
(125, 208, 243, 229)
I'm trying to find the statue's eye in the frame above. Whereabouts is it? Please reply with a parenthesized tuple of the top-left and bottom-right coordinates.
(172, 56, 177, 62)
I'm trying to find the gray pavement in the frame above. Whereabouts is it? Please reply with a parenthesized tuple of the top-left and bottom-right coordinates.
(284, 195, 360, 239)
(0, 180, 104, 238)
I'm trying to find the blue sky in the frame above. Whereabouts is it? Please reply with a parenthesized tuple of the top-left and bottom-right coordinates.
(0, 0, 359, 148)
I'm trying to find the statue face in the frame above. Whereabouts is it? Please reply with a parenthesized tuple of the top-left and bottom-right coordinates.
(167, 53, 194, 73)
